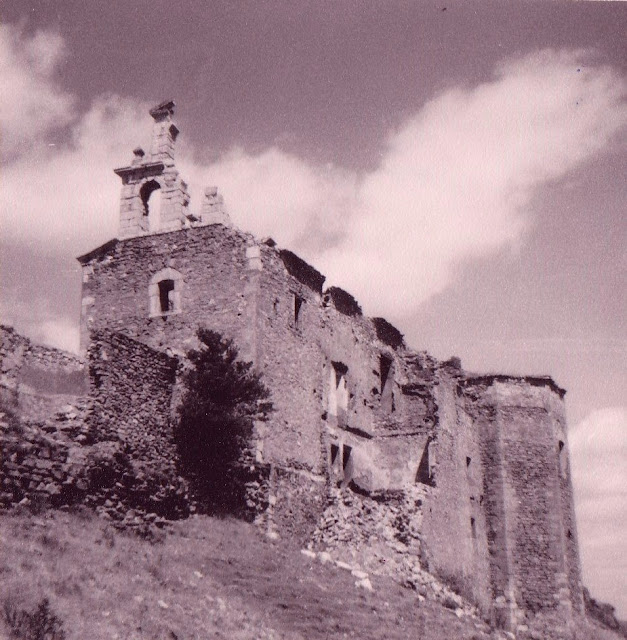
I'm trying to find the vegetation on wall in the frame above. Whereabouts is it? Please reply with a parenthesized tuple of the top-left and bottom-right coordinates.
(176, 328, 273, 516)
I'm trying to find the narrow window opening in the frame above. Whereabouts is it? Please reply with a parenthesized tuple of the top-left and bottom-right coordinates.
(558, 440, 567, 478)
(149, 268, 182, 317)
(329, 362, 349, 427)
(415, 438, 435, 486)
(470, 517, 476, 539)
(294, 295, 304, 326)
(330, 443, 339, 467)
(380, 354, 393, 392)
(158, 279, 175, 313)
(466, 456, 472, 468)
(380, 353, 394, 412)
(332, 444, 352, 487)
(342, 444, 352, 471)
(336, 372, 348, 422)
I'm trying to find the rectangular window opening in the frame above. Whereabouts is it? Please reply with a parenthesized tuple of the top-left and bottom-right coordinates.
(415, 438, 435, 486)
(380, 354, 393, 393)
(466, 456, 471, 468)
(329, 361, 349, 427)
(342, 444, 352, 471)
(470, 517, 476, 539)
(294, 295, 304, 326)
(558, 440, 567, 478)
(330, 443, 339, 466)
(158, 279, 175, 313)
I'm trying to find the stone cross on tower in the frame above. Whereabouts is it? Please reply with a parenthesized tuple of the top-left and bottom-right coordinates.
(114, 100, 190, 239)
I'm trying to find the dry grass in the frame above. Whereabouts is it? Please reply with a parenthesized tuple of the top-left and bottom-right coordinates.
(1, 509, 619, 640)
(0, 509, 497, 639)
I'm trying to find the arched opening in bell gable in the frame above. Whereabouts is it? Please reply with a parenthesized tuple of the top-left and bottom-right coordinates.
(140, 179, 162, 232)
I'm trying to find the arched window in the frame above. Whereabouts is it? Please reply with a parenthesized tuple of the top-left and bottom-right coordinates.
(158, 279, 175, 312)
(140, 179, 162, 232)
(149, 268, 183, 317)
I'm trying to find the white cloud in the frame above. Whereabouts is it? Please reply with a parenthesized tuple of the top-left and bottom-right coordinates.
(179, 149, 358, 255)
(2, 93, 152, 254)
(315, 49, 627, 316)
(0, 25, 75, 159)
(570, 407, 627, 617)
(182, 49, 627, 317)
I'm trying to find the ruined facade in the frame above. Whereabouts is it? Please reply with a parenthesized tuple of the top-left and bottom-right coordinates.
(20, 101, 587, 631)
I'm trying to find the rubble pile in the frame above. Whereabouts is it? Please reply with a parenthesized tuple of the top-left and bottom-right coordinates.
(0, 403, 91, 509)
(311, 485, 480, 619)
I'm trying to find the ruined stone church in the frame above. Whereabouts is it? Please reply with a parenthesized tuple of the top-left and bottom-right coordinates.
(2, 101, 585, 633)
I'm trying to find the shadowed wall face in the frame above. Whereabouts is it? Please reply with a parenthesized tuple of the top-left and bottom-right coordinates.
(462, 378, 583, 627)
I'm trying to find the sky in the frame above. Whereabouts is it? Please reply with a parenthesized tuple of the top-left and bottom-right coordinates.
(1, 0, 625, 617)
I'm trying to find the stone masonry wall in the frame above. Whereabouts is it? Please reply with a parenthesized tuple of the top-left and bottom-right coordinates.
(76, 200, 585, 631)
(1, 328, 189, 528)
(418, 369, 493, 615)
(255, 240, 432, 484)
(88, 329, 188, 520)
(461, 376, 583, 630)
(254, 244, 328, 473)
(88, 329, 177, 459)
(79, 225, 259, 361)
(0, 401, 91, 511)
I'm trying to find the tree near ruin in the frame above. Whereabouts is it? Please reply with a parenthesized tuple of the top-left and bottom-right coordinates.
(175, 328, 273, 516)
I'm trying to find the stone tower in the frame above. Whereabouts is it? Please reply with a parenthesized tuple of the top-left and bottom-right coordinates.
(114, 100, 191, 238)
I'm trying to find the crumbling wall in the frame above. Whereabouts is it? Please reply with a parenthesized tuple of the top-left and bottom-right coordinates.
(253, 244, 327, 473)
(1, 328, 189, 525)
(393, 352, 439, 435)
(417, 369, 493, 615)
(311, 485, 427, 580)
(88, 329, 188, 520)
(269, 467, 328, 544)
(89, 329, 177, 461)
(0, 402, 91, 511)
(255, 242, 428, 494)
(75, 212, 585, 631)
(0, 325, 87, 422)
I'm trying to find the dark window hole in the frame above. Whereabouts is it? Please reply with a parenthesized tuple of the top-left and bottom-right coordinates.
(158, 279, 175, 313)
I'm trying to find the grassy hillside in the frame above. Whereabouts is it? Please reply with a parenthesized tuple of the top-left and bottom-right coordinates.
(0, 509, 491, 640)
(0, 510, 621, 640)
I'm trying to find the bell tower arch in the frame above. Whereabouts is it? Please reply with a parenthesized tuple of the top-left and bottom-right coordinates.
(114, 100, 191, 239)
